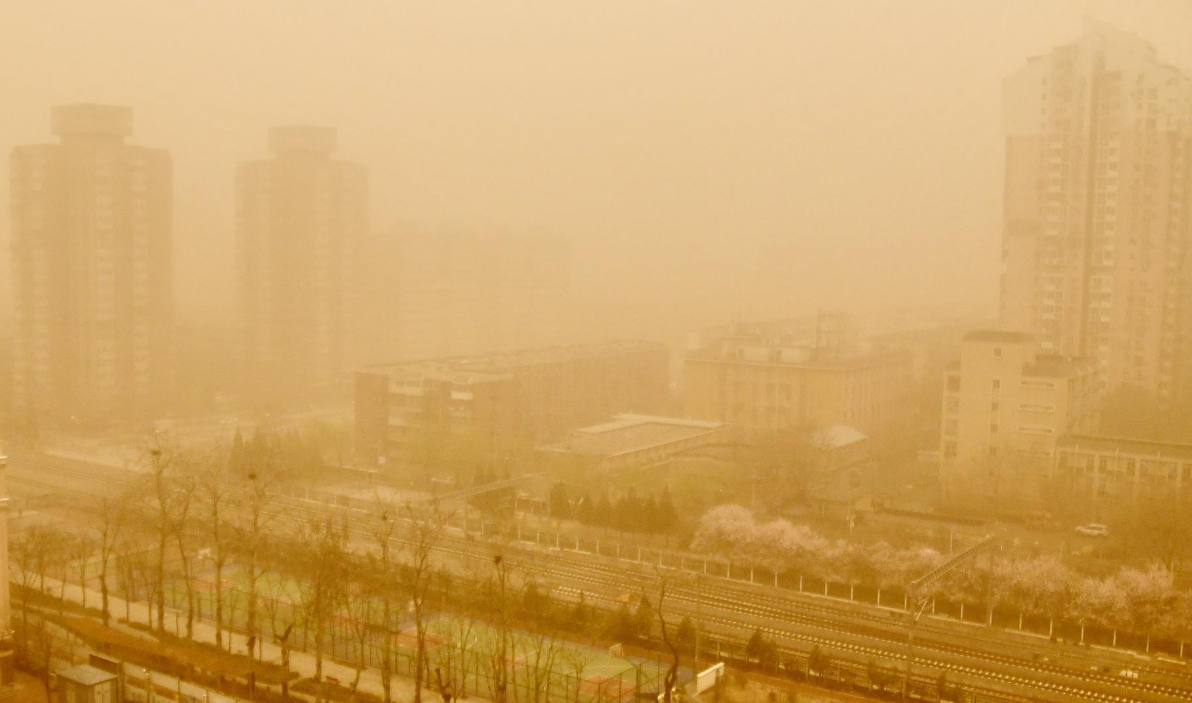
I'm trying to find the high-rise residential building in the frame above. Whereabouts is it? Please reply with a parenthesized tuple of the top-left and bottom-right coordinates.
(1000, 23, 1192, 401)
(684, 318, 912, 441)
(354, 340, 670, 471)
(9, 104, 173, 428)
(354, 230, 572, 366)
(236, 126, 367, 408)
(939, 331, 1099, 488)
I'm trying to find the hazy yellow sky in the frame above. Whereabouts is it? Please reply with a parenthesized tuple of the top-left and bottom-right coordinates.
(3, 0, 1190, 336)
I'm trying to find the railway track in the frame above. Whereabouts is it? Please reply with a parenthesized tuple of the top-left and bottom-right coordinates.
(13, 454, 1192, 703)
(273, 498, 1189, 703)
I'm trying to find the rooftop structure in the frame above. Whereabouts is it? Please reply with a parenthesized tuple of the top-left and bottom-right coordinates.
(541, 414, 727, 461)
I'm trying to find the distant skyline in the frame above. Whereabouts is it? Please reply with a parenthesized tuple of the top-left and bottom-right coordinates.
(3, 1, 1191, 339)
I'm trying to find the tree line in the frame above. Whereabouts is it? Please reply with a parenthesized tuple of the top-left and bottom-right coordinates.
(692, 504, 1192, 654)
(548, 484, 679, 535)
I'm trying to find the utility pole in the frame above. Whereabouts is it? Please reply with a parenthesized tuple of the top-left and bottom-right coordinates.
(903, 532, 999, 702)
(694, 573, 704, 670)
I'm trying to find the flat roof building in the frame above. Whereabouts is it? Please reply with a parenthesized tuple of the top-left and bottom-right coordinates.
(940, 330, 1099, 498)
(538, 414, 728, 474)
(684, 320, 911, 440)
(356, 341, 670, 473)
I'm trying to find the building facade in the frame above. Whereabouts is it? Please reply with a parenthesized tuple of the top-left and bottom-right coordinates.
(940, 331, 1099, 485)
(1000, 23, 1192, 400)
(10, 104, 173, 428)
(1054, 434, 1192, 503)
(355, 341, 670, 471)
(683, 326, 911, 440)
(236, 126, 367, 409)
(537, 414, 728, 475)
(354, 230, 572, 366)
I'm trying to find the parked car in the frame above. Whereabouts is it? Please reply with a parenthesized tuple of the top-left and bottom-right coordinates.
(1075, 523, 1110, 537)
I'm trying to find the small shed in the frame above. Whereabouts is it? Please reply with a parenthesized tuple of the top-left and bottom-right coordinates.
(56, 665, 117, 703)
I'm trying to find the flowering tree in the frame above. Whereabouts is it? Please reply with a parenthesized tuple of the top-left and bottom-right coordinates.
(1005, 556, 1071, 635)
(1115, 565, 1175, 652)
(690, 504, 755, 559)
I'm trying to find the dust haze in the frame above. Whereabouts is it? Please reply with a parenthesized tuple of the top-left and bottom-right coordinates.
(3, 3, 1192, 703)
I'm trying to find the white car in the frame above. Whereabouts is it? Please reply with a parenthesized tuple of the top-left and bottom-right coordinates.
(1075, 523, 1110, 537)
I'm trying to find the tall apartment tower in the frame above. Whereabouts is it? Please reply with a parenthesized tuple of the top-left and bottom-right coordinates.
(236, 126, 367, 409)
(1000, 23, 1192, 401)
(9, 104, 173, 428)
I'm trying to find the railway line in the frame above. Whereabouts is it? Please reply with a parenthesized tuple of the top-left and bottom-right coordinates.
(10, 453, 1192, 703)
(273, 496, 1189, 703)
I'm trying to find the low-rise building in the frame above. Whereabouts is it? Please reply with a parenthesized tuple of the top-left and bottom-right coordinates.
(684, 324, 911, 440)
(805, 424, 873, 518)
(538, 414, 728, 474)
(355, 341, 670, 471)
(56, 665, 117, 703)
(1054, 434, 1192, 502)
(940, 330, 1099, 488)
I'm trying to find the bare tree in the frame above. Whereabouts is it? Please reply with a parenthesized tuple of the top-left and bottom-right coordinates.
(9, 525, 45, 657)
(651, 568, 682, 703)
(170, 450, 201, 638)
(144, 438, 175, 633)
(400, 503, 450, 703)
(233, 432, 286, 665)
(482, 552, 515, 703)
(199, 446, 236, 649)
(92, 491, 130, 626)
(71, 531, 96, 610)
(367, 496, 402, 703)
(293, 515, 347, 681)
(342, 570, 378, 698)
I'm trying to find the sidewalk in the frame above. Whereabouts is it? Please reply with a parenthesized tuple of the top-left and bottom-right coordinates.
(38, 576, 452, 703)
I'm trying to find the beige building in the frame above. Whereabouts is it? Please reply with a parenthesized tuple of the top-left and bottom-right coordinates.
(1055, 434, 1192, 504)
(10, 104, 173, 428)
(684, 322, 911, 440)
(355, 341, 670, 471)
(940, 331, 1099, 484)
(1000, 23, 1192, 401)
(236, 126, 367, 409)
(354, 230, 571, 366)
(537, 414, 728, 475)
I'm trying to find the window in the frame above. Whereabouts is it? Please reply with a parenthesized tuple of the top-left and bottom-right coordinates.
(1017, 426, 1055, 436)
(992, 379, 1001, 392)
(994, 347, 1002, 358)
(946, 375, 960, 393)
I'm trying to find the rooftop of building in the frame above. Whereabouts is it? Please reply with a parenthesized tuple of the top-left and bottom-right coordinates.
(539, 414, 727, 458)
(269, 125, 337, 155)
(364, 340, 667, 379)
(809, 424, 869, 450)
(57, 665, 117, 686)
(963, 330, 1035, 344)
(51, 104, 133, 139)
(1058, 434, 1192, 460)
(686, 342, 908, 371)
